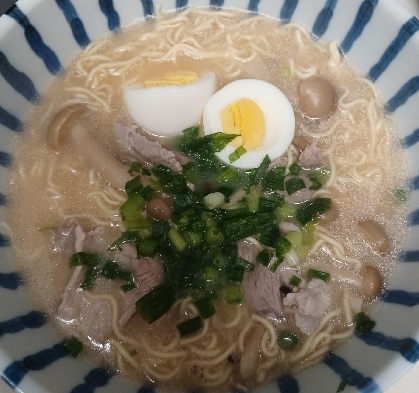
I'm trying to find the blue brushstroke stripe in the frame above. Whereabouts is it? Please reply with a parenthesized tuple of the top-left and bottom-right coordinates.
(0, 193, 7, 206)
(0, 234, 10, 248)
(382, 289, 419, 307)
(99, 0, 120, 31)
(401, 128, 419, 148)
(400, 250, 419, 262)
(247, 0, 260, 13)
(5, 5, 61, 75)
(55, 0, 90, 47)
(0, 311, 46, 339)
(323, 352, 381, 393)
(176, 0, 188, 8)
(70, 368, 113, 393)
(0, 107, 22, 132)
(340, 0, 378, 53)
(368, 18, 419, 82)
(386, 76, 419, 114)
(0, 272, 22, 290)
(280, 0, 299, 23)
(210, 0, 224, 8)
(409, 175, 419, 190)
(0, 51, 38, 103)
(356, 331, 419, 363)
(2, 342, 67, 388)
(409, 209, 419, 226)
(0, 151, 12, 167)
(277, 374, 299, 392)
(140, 0, 154, 17)
(312, 0, 338, 38)
(138, 386, 155, 393)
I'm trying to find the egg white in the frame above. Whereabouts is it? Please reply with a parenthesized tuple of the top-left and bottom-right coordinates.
(123, 73, 217, 136)
(202, 79, 295, 169)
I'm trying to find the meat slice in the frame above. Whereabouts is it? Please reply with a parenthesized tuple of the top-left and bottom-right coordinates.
(57, 266, 113, 345)
(283, 279, 331, 334)
(279, 222, 300, 235)
(268, 154, 288, 171)
(242, 263, 282, 320)
(114, 123, 183, 172)
(50, 219, 85, 255)
(298, 143, 324, 168)
(118, 244, 164, 325)
(237, 239, 261, 265)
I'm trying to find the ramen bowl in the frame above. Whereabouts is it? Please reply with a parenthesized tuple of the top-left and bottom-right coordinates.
(0, 0, 418, 392)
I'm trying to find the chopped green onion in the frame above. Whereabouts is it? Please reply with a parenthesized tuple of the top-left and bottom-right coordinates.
(101, 260, 120, 280)
(185, 231, 203, 248)
(277, 330, 299, 350)
(308, 174, 323, 191)
(121, 281, 137, 292)
(307, 268, 330, 282)
(168, 228, 188, 252)
(295, 198, 332, 225)
(277, 203, 295, 219)
(394, 189, 408, 203)
(204, 227, 225, 246)
(64, 337, 83, 358)
(125, 176, 143, 196)
(275, 237, 292, 257)
(257, 249, 271, 266)
(217, 166, 240, 183)
(258, 198, 278, 212)
(142, 168, 151, 176)
(285, 231, 303, 247)
(125, 217, 153, 231)
(246, 186, 260, 213)
(69, 252, 100, 267)
(140, 186, 155, 201)
(229, 146, 247, 163)
(109, 230, 140, 251)
(204, 192, 225, 210)
(353, 312, 376, 333)
(289, 275, 302, 287)
(138, 238, 158, 257)
(187, 132, 239, 153)
(337, 380, 347, 392)
(270, 256, 284, 272)
(136, 283, 177, 323)
(176, 316, 203, 337)
(224, 283, 243, 304)
(183, 162, 200, 185)
(247, 155, 271, 186)
(225, 264, 245, 283)
(261, 167, 285, 191)
(120, 193, 146, 221)
(236, 258, 255, 272)
(288, 163, 301, 176)
(177, 126, 200, 153)
(285, 177, 306, 195)
(80, 263, 101, 290)
(148, 178, 163, 191)
(193, 298, 216, 319)
(128, 162, 142, 175)
(260, 225, 281, 247)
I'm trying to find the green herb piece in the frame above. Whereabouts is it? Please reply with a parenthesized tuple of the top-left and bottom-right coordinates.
(142, 168, 151, 176)
(148, 178, 163, 191)
(257, 249, 271, 267)
(177, 126, 200, 153)
(229, 146, 247, 163)
(136, 283, 177, 323)
(140, 185, 155, 201)
(204, 192, 225, 210)
(138, 238, 159, 257)
(69, 252, 100, 267)
(277, 330, 299, 351)
(224, 283, 243, 304)
(187, 132, 239, 153)
(261, 167, 286, 191)
(394, 189, 409, 203)
(260, 225, 281, 248)
(270, 256, 284, 272)
(64, 337, 83, 358)
(247, 155, 271, 186)
(185, 231, 203, 248)
(176, 316, 203, 337)
(109, 231, 140, 251)
(285, 177, 306, 195)
(164, 175, 188, 194)
(278, 203, 296, 219)
(258, 198, 278, 212)
(194, 298, 216, 319)
(221, 212, 275, 243)
(246, 186, 260, 213)
(275, 237, 292, 257)
(225, 264, 245, 283)
(80, 263, 101, 290)
(204, 227, 225, 246)
(353, 312, 376, 333)
(128, 162, 142, 175)
(295, 198, 332, 225)
(289, 275, 302, 287)
(285, 231, 303, 247)
(168, 228, 188, 252)
(288, 163, 301, 176)
(101, 260, 120, 280)
(125, 176, 143, 196)
(307, 268, 330, 282)
(125, 217, 153, 231)
(337, 380, 347, 392)
(121, 281, 137, 292)
(217, 166, 240, 184)
(120, 193, 146, 221)
(183, 162, 200, 184)
(308, 174, 323, 191)
(237, 258, 255, 272)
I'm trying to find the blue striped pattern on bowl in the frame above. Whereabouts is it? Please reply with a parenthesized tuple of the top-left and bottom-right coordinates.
(0, 1, 418, 392)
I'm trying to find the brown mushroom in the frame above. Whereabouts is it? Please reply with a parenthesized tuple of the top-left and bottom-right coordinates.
(358, 220, 390, 255)
(293, 135, 309, 151)
(46, 105, 131, 190)
(363, 265, 382, 299)
(146, 197, 173, 221)
(240, 326, 264, 380)
(299, 77, 336, 118)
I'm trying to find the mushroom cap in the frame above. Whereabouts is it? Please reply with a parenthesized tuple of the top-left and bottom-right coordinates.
(363, 265, 382, 299)
(46, 104, 88, 150)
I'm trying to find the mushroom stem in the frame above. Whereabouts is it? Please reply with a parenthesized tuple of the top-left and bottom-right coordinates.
(71, 124, 131, 190)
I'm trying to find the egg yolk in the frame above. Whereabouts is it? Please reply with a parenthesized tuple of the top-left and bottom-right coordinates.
(144, 71, 199, 88)
(220, 98, 265, 150)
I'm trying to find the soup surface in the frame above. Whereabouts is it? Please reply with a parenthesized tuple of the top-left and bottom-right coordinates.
(3, 8, 409, 392)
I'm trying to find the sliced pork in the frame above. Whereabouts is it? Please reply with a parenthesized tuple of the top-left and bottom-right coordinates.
(237, 239, 261, 265)
(298, 143, 324, 168)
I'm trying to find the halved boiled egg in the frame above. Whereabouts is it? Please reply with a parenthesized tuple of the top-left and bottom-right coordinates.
(123, 72, 217, 136)
(203, 79, 295, 169)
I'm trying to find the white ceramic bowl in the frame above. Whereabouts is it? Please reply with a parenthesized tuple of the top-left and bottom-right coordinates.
(0, 1, 419, 392)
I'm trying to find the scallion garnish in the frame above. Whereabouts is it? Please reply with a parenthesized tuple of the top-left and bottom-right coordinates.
(337, 380, 347, 392)
(64, 336, 83, 358)
(109, 230, 140, 251)
(119, 193, 146, 221)
(229, 146, 247, 163)
(261, 167, 285, 191)
(257, 249, 271, 267)
(168, 228, 188, 252)
(128, 162, 142, 175)
(224, 283, 243, 304)
(394, 189, 408, 203)
(288, 163, 301, 176)
(277, 330, 299, 350)
(295, 197, 332, 225)
(236, 258, 255, 272)
(270, 256, 284, 272)
(307, 268, 330, 282)
(176, 316, 203, 337)
(69, 252, 100, 267)
(289, 275, 302, 287)
(137, 238, 158, 257)
(125, 218, 153, 231)
(275, 237, 292, 257)
(247, 154, 271, 186)
(353, 312, 376, 333)
(140, 185, 155, 201)
(193, 298, 216, 319)
(125, 176, 143, 196)
(285, 177, 306, 195)
(204, 227, 225, 246)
